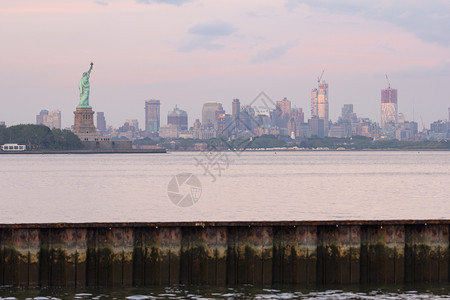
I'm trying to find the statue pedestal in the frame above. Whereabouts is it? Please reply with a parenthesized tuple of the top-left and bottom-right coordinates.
(73, 107, 101, 141)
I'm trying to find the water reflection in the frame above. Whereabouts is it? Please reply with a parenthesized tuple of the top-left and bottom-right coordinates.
(1, 284, 450, 299)
(1, 152, 449, 223)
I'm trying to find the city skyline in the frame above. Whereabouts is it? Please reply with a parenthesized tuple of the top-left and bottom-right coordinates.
(26, 80, 450, 134)
(8, 73, 450, 131)
(1, 0, 450, 128)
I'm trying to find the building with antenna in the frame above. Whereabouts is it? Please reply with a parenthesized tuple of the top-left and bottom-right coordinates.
(381, 75, 398, 129)
(311, 70, 329, 134)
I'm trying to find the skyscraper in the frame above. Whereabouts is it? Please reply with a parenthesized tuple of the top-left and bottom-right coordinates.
(276, 98, 291, 116)
(217, 113, 232, 137)
(145, 100, 160, 133)
(49, 110, 61, 129)
(168, 105, 188, 130)
(311, 81, 329, 132)
(36, 109, 60, 129)
(232, 99, 240, 132)
(240, 105, 256, 132)
(97, 112, 106, 133)
(309, 116, 325, 138)
(36, 110, 48, 125)
(311, 89, 318, 118)
(215, 104, 225, 127)
(381, 86, 398, 128)
(339, 104, 357, 138)
(287, 106, 304, 137)
(317, 81, 329, 131)
(125, 119, 139, 131)
(202, 102, 223, 129)
(193, 119, 201, 130)
(341, 104, 353, 121)
(276, 97, 292, 130)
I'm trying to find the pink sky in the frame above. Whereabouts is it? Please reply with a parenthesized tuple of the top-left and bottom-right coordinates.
(1, 0, 449, 128)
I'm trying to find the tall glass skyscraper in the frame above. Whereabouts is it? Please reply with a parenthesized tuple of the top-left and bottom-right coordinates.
(145, 99, 160, 133)
(311, 80, 329, 132)
(318, 82, 329, 127)
(381, 87, 398, 128)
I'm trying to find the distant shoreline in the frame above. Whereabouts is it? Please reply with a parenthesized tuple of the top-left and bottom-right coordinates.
(2, 148, 449, 154)
(0, 148, 166, 154)
(237, 148, 450, 151)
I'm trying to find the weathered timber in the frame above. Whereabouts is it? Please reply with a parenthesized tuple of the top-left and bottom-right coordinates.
(0, 221, 448, 287)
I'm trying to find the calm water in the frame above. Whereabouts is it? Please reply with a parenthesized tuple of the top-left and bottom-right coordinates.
(1, 284, 450, 299)
(0, 151, 449, 223)
(1, 151, 450, 298)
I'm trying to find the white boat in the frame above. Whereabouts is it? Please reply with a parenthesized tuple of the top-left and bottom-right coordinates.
(1, 143, 26, 151)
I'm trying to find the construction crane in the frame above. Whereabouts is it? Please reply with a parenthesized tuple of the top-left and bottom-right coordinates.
(385, 74, 391, 89)
(317, 69, 325, 84)
(420, 116, 425, 132)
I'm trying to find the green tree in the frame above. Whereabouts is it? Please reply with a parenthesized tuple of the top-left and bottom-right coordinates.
(0, 124, 84, 150)
(52, 128, 84, 150)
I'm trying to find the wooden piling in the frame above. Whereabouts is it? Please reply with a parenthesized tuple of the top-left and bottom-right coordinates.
(0, 220, 448, 287)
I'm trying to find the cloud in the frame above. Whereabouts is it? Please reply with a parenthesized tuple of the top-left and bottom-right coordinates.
(251, 44, 295, 64)
(286, 0, 450, 47)
(188, 20, 236, 37)
(395, 60, 450, 78)
(95, 0, 108, 6)
(137, 0, 192, 6)
(179, 20, 236, 52)
(179, 37, 224, 52)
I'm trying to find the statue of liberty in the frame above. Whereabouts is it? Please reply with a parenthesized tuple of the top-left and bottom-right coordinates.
(78, 62, 94, 108)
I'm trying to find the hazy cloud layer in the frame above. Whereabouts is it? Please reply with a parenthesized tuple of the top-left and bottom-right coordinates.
(287, 0, 450, 46)
(137, 0, 192, 6)
(180, 20, 236, 52)
(188, 20, 236, 36)
(395, 60, 450, 78)
(95, 0, 108, 6)
(1, 0, 449, 128)
(251, 44, 295, 64)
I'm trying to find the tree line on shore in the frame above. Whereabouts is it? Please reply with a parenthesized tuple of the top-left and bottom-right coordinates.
(2, 124, 448, 151)
(136, 134, 450, 151)
(0, 124, 83, 150)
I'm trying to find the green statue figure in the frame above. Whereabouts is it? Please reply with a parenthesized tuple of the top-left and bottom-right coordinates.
(78, 62, 94, 108)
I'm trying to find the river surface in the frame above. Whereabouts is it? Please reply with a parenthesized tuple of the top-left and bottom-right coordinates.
(1, 284, 450, 299)
(1, 151, 450, 298)
(0, 151, 449, 223)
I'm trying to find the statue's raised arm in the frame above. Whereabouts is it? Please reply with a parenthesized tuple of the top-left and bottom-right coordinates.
(77, 62, 94, 108)
(87, 62, 93, 75)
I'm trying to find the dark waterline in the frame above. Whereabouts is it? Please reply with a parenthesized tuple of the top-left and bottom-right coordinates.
(1, 284, 450, 299)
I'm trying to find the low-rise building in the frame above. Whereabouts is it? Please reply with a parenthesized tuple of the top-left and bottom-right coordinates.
(159, 124, 179, 138)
